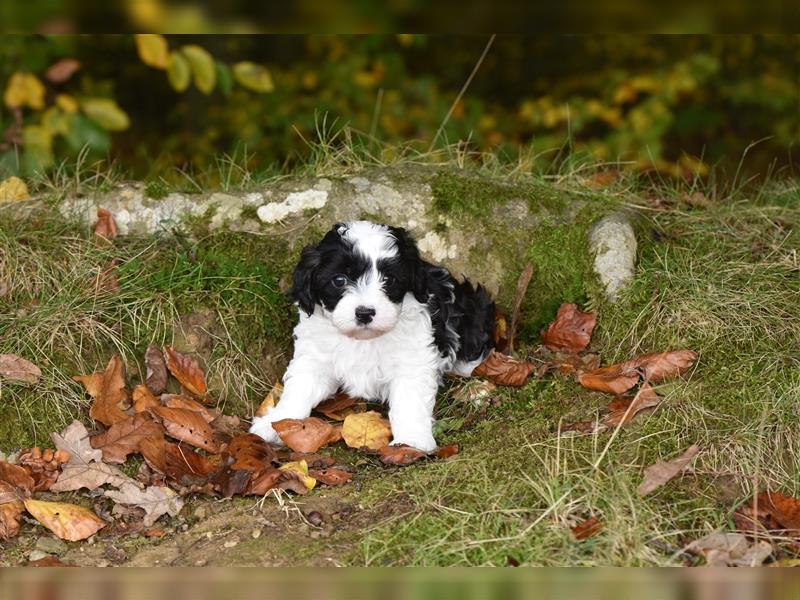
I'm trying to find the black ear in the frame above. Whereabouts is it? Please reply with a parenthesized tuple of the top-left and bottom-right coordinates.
(388, 226, 428, 303)
(289, 244, 321, 316)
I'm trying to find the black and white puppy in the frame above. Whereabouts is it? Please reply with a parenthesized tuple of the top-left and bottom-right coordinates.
(250, 221, 495, 451)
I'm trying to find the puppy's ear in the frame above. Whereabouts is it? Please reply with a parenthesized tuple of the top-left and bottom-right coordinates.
(289, 244, 321, 316)
(388, 226, 429, 303)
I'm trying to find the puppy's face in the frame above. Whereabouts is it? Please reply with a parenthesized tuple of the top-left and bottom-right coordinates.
(290, 222, 424, 339)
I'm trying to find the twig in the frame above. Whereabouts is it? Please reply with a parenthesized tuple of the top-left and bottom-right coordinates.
(507, 263, 534, 354)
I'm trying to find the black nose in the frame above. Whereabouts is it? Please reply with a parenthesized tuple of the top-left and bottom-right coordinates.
(355, 306, 376, 324)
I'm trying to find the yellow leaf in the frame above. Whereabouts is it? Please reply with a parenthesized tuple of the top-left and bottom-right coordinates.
(42, 107, 70, 136)
(81, 97, 130, 131)
(181, 45, 216, 94)
(55, 93, 78, 113)
(4, 72, 45, 110)
(232, 61, 274, 93)
(135, 34, 169, 70)
(342, 411, 392, 450)
(255, 382, 282, 417)
(23, 498, 105, 541)
(22, 125, 53, 169)
(278, 460, 316, 490)
(167, 51, 191, 92)
(0, 176, 30, 202)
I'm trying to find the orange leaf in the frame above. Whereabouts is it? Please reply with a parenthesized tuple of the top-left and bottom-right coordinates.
(225, 433, 277, 471)
(73, 355, 129, 427)
(571, 516, 603, 540)
(89, 413, 165, 464)
(0, 500, 25, 540)
(630, 350, 698, 382)
(163, 346, 207, 398)
(255, 383, 282, 417)
(132, 384, 160, 413)
(435, 443, 460, 459)
(309, 467, 353, 486)
(140, 437, 218, 483)
(149, 406, 219, 453)
(162, 394, 218, 423)
(379, 444, 427, 465)
(473, 350, 535, 387)
(578, 364, 640, 395)
(45, 58, 80, 83)
(314, 392, 357, 421)
(541, 303, 597, 354)
(273, 417, 340, 453)
(23, 498, 105, 541)
(579, 350, 697, 395)
(758, 491, 800, 532)
(94, 208, 118, 241)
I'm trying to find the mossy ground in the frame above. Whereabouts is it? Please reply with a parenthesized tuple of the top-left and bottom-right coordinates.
(1, 171, 798, 566)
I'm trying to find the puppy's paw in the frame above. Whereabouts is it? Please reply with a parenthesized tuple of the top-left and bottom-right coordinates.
(249, 415, 283, 445)
(390, 432, 437, 454)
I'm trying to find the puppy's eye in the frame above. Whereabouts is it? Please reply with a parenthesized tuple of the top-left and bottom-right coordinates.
(331, 275, 348, 288)
(383, 275, 397, 287)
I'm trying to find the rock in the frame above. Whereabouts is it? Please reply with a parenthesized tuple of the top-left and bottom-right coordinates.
(193, 505, 208, 520)
(27, 550, 50, 562)
(588, 212, 637, 301)
(35, 536, 68, 555)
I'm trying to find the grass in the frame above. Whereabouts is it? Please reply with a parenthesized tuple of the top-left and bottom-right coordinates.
(1, 147, 798, 565)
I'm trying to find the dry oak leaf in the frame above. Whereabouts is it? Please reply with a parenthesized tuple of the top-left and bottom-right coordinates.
(342, 411, 392, 451)
(314, 392, 358, 421)
(0, 354, 41, 384)
(216, 467, 252, 497)
(132, 384, 161, 413)
(256, 383, 282, 417)
(541, 303, 597, 354)
(0, 461, 35, 496)
(571, 517, 603, 540)
(0, 500, 24, 540)
(144, 345, 168, 395)
(273, 417, 341, 453)
(163, 346, 207, 398)
(757, 491, 800, 533)
(90, 413, 165, 464)
(379, 444, 427, 466)
(162, 394, 218, 423)
(23, 498, 105, 542)
(309, 467, 353, 486)
(149, 406, 219, 453)
(94, 208, 118, 241)
(0, 480, 22, 504)
(103, 482, 184, 527)
(637, 444, 699, 497)
(687, 533, 772, 567)
(73, 355, 130, 426)
(473, 350, 535, 387)
(225, 433, 277, 471)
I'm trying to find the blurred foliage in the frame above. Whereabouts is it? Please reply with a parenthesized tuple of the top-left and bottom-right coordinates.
(0, 34, 797, 183)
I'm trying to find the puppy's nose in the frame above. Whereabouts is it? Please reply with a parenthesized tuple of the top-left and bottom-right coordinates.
(355, 306, 376, 324)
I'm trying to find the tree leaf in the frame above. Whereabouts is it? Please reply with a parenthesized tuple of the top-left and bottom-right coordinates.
(4, 72, 45, 110)
(45, 58, 81, 83)
(571, 516, 603, 540)
(55, 94, 79, 113)
(163, 346, 207, 397)
(73, 355, 129, 427)
(637, 444, 699, 496)
(232, 61, 274, 93)
(0, 500, 24, 540)
(215, 61, 233, 96)
(277, 461, 316, 492)
(472, 350, 535, 387)
(379, 444, 427, 465)
(342, 411, 391, 451)
(0, 176, 30, 202)
(630, 350, 698, 382)
(255, 383, 282, 417)
(225, 433, 277, 471)
(757, 491, 800, 532)
(161, 394, 217, 423)
(180, 45, 216, 94)
(167, 51, 191, 92)
(578, 350, 697, 394)
(0, 462, 35, 496)
(135, 34, 169, 69)
(314, 392, 357, 421)
(273, 417, 340, 453)
(563, 383, 662, 434)
(0, 354, 41, 384)
(132, 384, 160, 413)
(140, 437, 218, 483)
(541, 303, 597, 353)
(308, 467, 353, 486)
(149, 406, 219, 453)
(144, 345, 168, 395)
(103, 481, 183, 527)
(23, 498, 105, 541)
(89, 413, 165, 464)
(80, 97, 130, 131)
(50, 420, 102, 465)
(578, 364, 640, 395)
(94, 208, 118, 240)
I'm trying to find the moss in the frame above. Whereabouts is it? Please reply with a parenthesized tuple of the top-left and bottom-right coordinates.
(144, 180, 170, 200)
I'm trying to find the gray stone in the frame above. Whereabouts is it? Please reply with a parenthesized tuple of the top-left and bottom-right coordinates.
(588, 212, 637, 301)
(27, 550, 50, 562)
(35, 536, 68, 555)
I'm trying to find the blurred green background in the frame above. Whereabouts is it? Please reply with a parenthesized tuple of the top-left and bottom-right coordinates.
(1, 34, 797, 184)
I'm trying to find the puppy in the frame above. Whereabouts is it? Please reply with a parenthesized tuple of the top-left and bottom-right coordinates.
(249, 221, 495, 452)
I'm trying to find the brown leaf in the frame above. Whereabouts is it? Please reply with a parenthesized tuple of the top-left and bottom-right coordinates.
(45, 58, 81, 83)
(103, 482, 184, 527)
(23, 498, 105, 541)
(255, 383, 282, 417)
(451, 379, 497, 405)
(89, 413, 165, 464)
(149, 406, 219, 453)
(93, 260, 120, 295)
(578, 350, 697, 395)
(162, 394, 218, 422)
(637, 444, 699, 496)
(26, 555, 77, 567)
(73, 355, 129, 426)
(94, 208, 118, 241)
(273, 417, 340, 453)
(507, 263, 534, 353)
(216, 468, 251, 497)
(144, 346, 168, 395)
(435, 444, 460, 459)
(578, 364, 640, 395)
(541, 303, 597, 354)
(630, 350, 698, 382)
(0, 354, 41, 384)
(246, 466, 283, 496)
(287, 453, 335, 469)
(132, 384, 161, 413)
(473, 350, 535, 387)
(140, 437, 219, 484)
(0, 462, 35, 496)
(563, 383, 662, 434)
(758, 491, 800, 532)
(225, 433, 277, 471)
(314, 392, 357, 421)
(493, 309, 509, 353)
(571, 516, 603, 540)
(0, 500, 24, 540)
(379, 444, 427, 465)
(309, 467, 353, 486)
(342, 411, 392, 451)
(209, 414, 243, 436)
(16, 447, 71, 492)
(163, 346, 207, 398)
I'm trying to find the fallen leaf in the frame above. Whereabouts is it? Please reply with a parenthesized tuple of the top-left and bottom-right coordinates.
(0, 480, 21, 504)
(435, 444, 460, 459)
(757, 491, 800, 533)
(50, 420, 101, 465)
(578, 350, 697, 395)
(23, 498, 105, 541)
(143, 528, 166, 538)
(571, 517, 603, 540)
(94, 208, 118, 241)
(246, 467, 282, 496)
(277, 461, 316, 492)
(342, 411, 392, 451)
(273, 417, 341, 453)
(0, 500, 24, 540)
(139, 437, 218, 483)
(255, 383, 282, 417)
(103, 482, 184, 527)
(541, 303, 597, 354)
(26, 555, 76, 567)
(0, 461, 35, 496)
(163, 346, 207, 398)
(507, 263, 534, 353)
(379, 444, 427, 465)
(162, 394, 218, 423)
(132, 384, 161, 413)
(309, 467, 353, 486)
(144, 346, 168, 394)
(578, 364, 640, 395)
(563, 383, 662, 434)
(225, 433, 277, 471)
(16, 447, 71, 492)
(287, 453, 335, 469)
(216, 468, 251, 497)
(314, 392, 357, 420)
(0, 354, 41, 384)
(451, 379, 497, 405)
(493, 309, 509, 353)
(73, 355, 130, 426)
(0, 176, 30, 202)
(45, 58, 81, 83)
(209, 414, 242, 436)
(637, 444, 699, 496)
(89, 413, 165, 464)
(150, 406, 219, 453)
(472, 350, 535, 387)
(688, 532, 750, 566)
(632, 350, 698, 382)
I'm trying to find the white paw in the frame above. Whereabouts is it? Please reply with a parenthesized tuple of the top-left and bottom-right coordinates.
(249, 415, 283, 445)
(390, 432, 437, 453)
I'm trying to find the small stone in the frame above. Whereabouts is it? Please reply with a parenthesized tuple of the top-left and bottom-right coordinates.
(223, 538, 239, 548)
(27, 550, 50, 562)
(194, 559, 207, 567)
(194, 505, 208, 520)
(251, 528, 262, 540)
(306, 511, 324, 527)
(588, 212, 637, 302)
(35, 536, 68, 555)
(309, 531, 322, 539)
